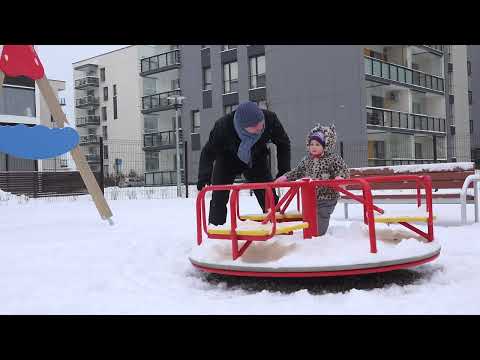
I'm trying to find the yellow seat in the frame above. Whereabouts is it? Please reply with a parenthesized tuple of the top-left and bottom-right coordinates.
(208, 222, 309, 236)
(239, 211, 303, 221)
(374, 215, 436, 224)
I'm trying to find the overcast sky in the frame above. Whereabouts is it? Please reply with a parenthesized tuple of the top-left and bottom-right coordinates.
(36, 45, 129, 122)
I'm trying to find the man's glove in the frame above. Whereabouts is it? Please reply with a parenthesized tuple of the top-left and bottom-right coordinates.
(197, 179, 210, 191)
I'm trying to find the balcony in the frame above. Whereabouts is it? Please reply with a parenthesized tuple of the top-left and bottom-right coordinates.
(76, 115, 101, 127)
(75, 95, 100, 109)
(364, 56, 444, 94)
(422, 45, 444, 54)
(143, 130, 183, 150)
(74, 76, 99, 89)
(79, 135, 100, 145)
(141, 90, 182, 114)
(140, 50, 181, 76)
(86, 153, 100, 163)
(366, 106, 446, 133)
(74, 63, 98, 72)
(144, 170, 185, 186)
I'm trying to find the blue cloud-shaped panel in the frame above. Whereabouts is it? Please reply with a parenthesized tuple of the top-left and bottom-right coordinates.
(0, 124, 79, 160)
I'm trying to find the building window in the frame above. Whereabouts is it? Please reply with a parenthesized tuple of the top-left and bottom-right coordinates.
(371, 95, 384, 109)
(221, 45, 236, 51)
(469, 91, 473, 105)
(223, 62, 238, 94)
(192, 110, 200, 133)
(468, 61, 472, 76)
(171, 78, 180, 90)
(103, 87, 108, 101)
(0, 86, 36, 117)
(144, 116, 158, 133)
(415, 143, 423, 159)
(101, 106, 107, 121)
(470, 120, 474, 134)
(224, 104, 238, 114)
(145, 152, 159, 172)
(203, 67, 212, 91)
(113, 85, 118, 119)
(249, 55, 266, 89)
(104, 145, 109, 160)
(100, 68, 105, 82)
(102, 125, 108, 140)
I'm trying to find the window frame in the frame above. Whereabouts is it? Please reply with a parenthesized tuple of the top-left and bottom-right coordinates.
(223, 61, 238, 94)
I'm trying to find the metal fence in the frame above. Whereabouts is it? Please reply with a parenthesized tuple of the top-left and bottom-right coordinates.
(1, 133, 479, 201)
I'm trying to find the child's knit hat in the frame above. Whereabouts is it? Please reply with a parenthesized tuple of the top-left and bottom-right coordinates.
(308, 131, 326, 147)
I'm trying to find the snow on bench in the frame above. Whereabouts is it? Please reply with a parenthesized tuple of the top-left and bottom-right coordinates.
(340, 162, 480, 224)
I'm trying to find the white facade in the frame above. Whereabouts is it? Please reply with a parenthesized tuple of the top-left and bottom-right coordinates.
(73, 46, 146, 178)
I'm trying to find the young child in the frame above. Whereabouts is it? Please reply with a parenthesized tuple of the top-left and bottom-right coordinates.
(275, 124, 350, 236)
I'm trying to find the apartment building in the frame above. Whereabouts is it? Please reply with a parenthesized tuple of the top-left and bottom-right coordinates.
(73, 45, 476, 187)
(73, 46, 147, 178)
(468, 45, 480, 167)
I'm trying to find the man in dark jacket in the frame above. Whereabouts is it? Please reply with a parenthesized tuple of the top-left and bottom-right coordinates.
(197, 101, 291, 225)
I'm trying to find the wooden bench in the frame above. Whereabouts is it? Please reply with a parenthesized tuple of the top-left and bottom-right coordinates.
(339, 162, 480, 224)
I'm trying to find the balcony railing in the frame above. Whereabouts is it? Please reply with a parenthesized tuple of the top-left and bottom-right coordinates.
(366, 106, 446, 133)
(75, 95, 100, 108)
(140, 50, 181, 76)
(79, 135, 100, 145)
(144, 170, 185, 186)
(368, 158, 447, 167)
(86, 154, 100, 163)
(141, 90, 181, 113)
(74, 76, 99, 89)
(143, 129, 183, 150)
(59, 98, 66, 106)
(364, 56, 444, 93)
(76, 115, 101, 127)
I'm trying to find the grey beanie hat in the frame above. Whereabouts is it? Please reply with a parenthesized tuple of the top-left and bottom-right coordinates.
(233, 101, 265, 128)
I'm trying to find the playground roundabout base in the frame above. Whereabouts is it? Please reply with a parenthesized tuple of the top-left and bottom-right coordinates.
(189, 221, 441, 278)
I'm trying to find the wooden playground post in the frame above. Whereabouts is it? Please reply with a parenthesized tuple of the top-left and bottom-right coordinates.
(35, 75, 113, 224)
(0, 45, 113, 224)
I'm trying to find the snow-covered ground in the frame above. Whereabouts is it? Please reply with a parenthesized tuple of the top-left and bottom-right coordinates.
(0, 188, 479, 314)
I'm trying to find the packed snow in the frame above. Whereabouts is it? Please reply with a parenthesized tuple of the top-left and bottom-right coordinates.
(0, 187, 480, 314)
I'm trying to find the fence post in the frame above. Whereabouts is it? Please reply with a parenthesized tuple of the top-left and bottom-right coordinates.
(99, 136, 105, 194)
(433, 135, 437, 163)
(184, 140, 189, 198)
